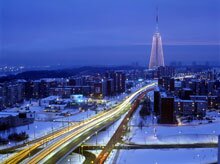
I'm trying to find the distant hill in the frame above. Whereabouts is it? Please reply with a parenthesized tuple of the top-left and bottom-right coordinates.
(0, 66, 144, 82)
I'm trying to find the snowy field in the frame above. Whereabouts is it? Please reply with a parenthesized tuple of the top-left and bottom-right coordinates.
(126, 100, 220, 145)
(110, 148, 217, 164)
(126, 116, 220, 145)
(55, 110, 96, 122)
(61, 153, 85, 164)
(0, 121, 68, 149)
(0, 153, 15, 162)
(126, 129, 217, 145)
(86, 150, 102, 157)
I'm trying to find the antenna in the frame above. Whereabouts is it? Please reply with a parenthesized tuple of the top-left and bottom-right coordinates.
(156, 6, 159, 32)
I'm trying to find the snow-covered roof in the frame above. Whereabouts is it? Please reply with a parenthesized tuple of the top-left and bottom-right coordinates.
(0, 112, 18, 118)
(182, 88, 192, 91)
(190, 95, 207, 97)
(42, 96, 60, 101)
(160, 92, 167, 98)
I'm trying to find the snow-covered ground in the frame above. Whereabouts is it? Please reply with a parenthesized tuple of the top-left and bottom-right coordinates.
(110, 148, 217, 164)
(61, 153, 85, 164)
(0, 153, 15, 162)
(126, 99, 220, 145)
(126, 130, 217, 145)
(0, 121, 68, 149)
(105, 149, 117, 164)
(86, 150, 102, 157)
(126, 110, 220, 145)
(55, 109, 96, 122)
(126, 113, 220, 145)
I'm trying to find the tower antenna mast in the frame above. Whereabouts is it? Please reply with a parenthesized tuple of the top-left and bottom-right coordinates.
(156, 6, 159, 32)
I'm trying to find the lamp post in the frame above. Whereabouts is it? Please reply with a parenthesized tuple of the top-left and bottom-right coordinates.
(81, 145, 84, 156)
(34, 125, 37, 139)
(51, 121, 54, 140)
(218, 135, 220, 164)
(68, 117, 70, 131)
(95, 131, 98, 153)
(7, 141, 11, 157)
(27, 143, 31, 158)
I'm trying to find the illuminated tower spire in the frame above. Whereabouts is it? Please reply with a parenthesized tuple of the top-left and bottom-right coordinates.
(156, 6, 159, 32)
(148, 7, 165, 69)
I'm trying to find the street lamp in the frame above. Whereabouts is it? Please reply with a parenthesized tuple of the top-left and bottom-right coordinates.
(27, 143, 31, 157)
(7, 142, 11, 157)
(67, 158, 71, 164)
(81, 145, 84, 156)
(95, 131, 99, 153)
(34, 125, 37, 139)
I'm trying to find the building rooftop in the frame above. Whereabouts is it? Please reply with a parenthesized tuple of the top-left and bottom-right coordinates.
(42, 96, 60, 101)
(0, 112, 18, 118)
(183, 88, 192, 91)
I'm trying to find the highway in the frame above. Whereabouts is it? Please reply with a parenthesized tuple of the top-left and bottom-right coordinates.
(95, 91, 147, 164)
(3, 82, 156, 164)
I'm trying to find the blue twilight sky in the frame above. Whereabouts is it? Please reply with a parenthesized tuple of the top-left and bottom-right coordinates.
(0, 0, 220, 66)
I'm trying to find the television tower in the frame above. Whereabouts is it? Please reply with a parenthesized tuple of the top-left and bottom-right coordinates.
(148, 7, 165, 69)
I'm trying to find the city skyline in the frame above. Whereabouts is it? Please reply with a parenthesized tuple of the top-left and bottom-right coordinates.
(0, 1, 220, 163)
(0, 0, 220, 66)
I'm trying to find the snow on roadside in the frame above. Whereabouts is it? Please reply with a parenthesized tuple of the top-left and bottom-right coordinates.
(0, 121, 68, 149)
(105, 149, 117, 164)
(126, 100, 220, 145)
(55, 110, 96, 122)
(61, 153, 85, 164)
(85, 112, 128, 146)
(114, 148, 217, 164)
(86, 150, 102, 157)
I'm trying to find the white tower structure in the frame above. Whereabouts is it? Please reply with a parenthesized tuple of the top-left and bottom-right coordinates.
(149, 7, 165, 69)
